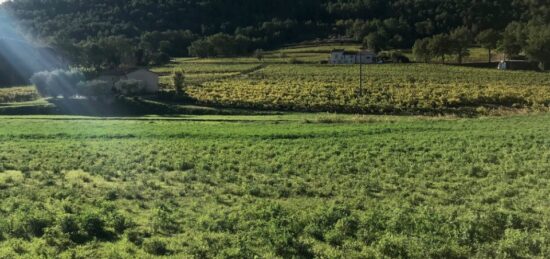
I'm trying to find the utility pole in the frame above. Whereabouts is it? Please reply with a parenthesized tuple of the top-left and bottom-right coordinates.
(359, 51, 364, 96)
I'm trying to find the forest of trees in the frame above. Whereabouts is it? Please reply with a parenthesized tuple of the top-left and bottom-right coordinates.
(1, 0, 550, 71)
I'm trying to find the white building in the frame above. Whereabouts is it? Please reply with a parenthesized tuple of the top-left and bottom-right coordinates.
(126, 69, 159, 93)
(329, 49, 377, 64)
(98, 68, 159, 94)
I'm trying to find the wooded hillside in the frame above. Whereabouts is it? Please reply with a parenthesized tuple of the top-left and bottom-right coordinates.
(0, 0, 549, 80)
(4, 0, 547, 53)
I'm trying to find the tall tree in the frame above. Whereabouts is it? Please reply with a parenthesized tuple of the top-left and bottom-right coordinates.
(525, 25, 550, 70)
(449, 26, 472, 64)
(476, 29, 501, 63)
(499, 22, 527, 59)
(363, 32, 384, 53)
(428, 34, 452, 63)
(413, 38, 432, 63)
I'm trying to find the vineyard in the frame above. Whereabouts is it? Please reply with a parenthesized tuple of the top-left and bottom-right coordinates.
(146, 43, 550, 115)
(0, 86, 39, 104)
(184, 64, 550, 114)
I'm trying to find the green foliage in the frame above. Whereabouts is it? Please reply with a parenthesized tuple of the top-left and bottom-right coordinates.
(0, 86, 39, 103)
(0, 114, 548, 256)
(500, 22, 527, 58)
(79, 210, 106, 239)
(189, 63, 550, 114)
(254, 49, 265, 61)
(449, 26, 472, 64)
(171, 70, 185, 96)
(149, 204, 178, 234)
(476, 29, 501, 62)
(525, 24, 550, 70)
(4, 0, 548, 67)
(29, 69, 84, 98)
(428, 34, 452, 63)
(143, 238, 169, 255)
(363, 32, 384, 53)
(76, 80, 112, 98)
(188, 33, 252, 58)
(413, 38, 432, 63)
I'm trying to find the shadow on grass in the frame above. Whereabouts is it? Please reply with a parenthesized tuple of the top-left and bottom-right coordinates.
(0, 96, 277, 117)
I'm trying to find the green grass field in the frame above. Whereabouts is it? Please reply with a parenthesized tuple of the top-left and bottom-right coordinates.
(0, 114, 549, 258)
(1, 43, 549, 257)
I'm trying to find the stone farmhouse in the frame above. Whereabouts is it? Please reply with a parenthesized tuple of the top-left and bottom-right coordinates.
(98, 68, 159, 94)
(329, 49, 377, 64)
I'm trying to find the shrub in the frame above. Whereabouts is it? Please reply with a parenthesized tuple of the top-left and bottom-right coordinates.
(29, 69, 84, 98)
(150, 52, 171, 66)
(59, 215, 79, 236)
(105, 190, 118, 201)
(378, 51, 410, 63)
(8, 211, 53, 239)
(288, 57, 304, 64)
(254, 49, 264, 61)
(126, 228, 151, 246)
(496, 229, 542, 258)
(79, 211, 106, 238)
(111, 214, 132, 234)
(143, 238, 169, 255)
(149, 204, 178, 234)
(376, 234, 410, 258)
(76, 80, 112, 98)
(172, 70, 186, 96)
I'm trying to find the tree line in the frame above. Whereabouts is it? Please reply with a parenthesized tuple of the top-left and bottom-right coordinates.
(1, 0, 550, 71)
(411, 22, 550, 69)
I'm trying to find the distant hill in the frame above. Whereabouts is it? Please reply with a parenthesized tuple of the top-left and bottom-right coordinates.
(4, 0, 544, 50)
(0, 0, 548, 73)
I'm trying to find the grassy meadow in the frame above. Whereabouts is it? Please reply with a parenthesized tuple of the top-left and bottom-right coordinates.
(0, 43, 549, 258)
(0, 114, 549, 258)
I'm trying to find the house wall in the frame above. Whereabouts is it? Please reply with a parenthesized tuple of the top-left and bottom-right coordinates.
(97, 75, 121, 87)
(330, 52, 376, 64)
(330, 52, 345, 64)
(126, 70, 159, 93)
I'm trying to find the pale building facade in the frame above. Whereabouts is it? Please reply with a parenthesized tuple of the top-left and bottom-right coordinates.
(330, 49, 377, 64)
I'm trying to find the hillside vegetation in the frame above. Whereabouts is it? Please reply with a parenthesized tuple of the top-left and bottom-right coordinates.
(0, 114, 549, 257)
(2, 0, 549, 73)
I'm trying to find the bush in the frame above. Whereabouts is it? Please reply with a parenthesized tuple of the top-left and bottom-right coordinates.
(172, 70, 186, 96)
(149, 204, 178, 234)
(150, 52, 171, 66)
(376, 234, 411, 258)
(496, 229, 542, 258)
(30, 69, 84, 98)
(288, 57, 304, 64)
(111, 214, 132, 234)
(8, 211, 53, 239)
(59, 215, 79, 236)
(79, 211, 106, 238)
(378, 51, 410, 63)
(143, 238, 169, 255)
(76, 80, 112, 98)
